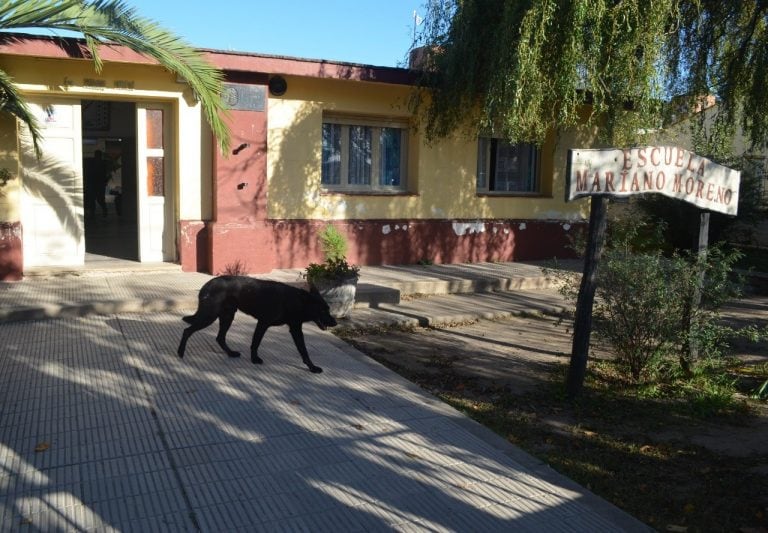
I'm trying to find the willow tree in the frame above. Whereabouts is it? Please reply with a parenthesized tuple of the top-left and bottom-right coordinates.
(413, 0, 768, 148)
(0, 0, 230, 154)
(411, 0, 768, 396)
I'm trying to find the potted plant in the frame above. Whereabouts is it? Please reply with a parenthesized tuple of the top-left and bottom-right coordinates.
(303, 225, 360, 318)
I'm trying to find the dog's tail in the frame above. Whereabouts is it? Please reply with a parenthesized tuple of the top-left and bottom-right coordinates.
(182, 314, 196, 324)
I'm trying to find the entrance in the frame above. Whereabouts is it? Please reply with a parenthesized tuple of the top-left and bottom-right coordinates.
(19, 97, 176, 269)
(82, 100, 139, 261)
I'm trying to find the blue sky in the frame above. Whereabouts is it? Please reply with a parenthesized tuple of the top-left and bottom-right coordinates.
(125, 0, 426, 67)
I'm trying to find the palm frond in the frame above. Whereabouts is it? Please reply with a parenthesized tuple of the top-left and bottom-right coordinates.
(0, 69, 42, 158)
(0, 0, 230, 152)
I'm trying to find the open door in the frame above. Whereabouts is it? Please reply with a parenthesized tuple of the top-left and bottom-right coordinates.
(136, 103, 174, 262)
(20, 99, 85, 267)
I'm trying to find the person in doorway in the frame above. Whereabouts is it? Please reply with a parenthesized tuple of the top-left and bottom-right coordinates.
(84, 150, 110, 218)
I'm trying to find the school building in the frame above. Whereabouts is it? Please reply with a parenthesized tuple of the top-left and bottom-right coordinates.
(0, 32, 589, 281)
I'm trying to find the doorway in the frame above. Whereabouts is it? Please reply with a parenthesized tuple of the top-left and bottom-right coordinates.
(81, 100, 138, 262)
(20, 97, 174, 269)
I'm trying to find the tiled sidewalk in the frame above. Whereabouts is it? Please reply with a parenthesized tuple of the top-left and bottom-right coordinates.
(0, 310, 650, 532)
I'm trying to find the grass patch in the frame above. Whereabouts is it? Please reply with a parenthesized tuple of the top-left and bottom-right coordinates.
(442, 370, 764, 531)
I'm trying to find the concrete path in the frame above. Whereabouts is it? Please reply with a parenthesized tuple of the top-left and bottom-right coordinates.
(0, 261, 577, 323)
(0, 262, 651, 531)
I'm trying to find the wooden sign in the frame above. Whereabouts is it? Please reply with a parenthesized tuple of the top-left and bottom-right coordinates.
(566, 146, 741, 215)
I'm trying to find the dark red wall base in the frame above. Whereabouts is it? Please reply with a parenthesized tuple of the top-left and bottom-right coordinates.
(178, 221, 209, 273)
(0, 222, 23, 281)
(179, 218, 584, 275)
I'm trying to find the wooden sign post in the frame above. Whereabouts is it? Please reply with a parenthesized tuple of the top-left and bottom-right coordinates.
(564, 146, 740, 398)
(565, 195, 608, 396)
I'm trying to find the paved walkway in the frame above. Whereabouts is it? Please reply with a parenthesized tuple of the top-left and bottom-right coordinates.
(0, 262, 652, 531)
(0, 261, 576, 325)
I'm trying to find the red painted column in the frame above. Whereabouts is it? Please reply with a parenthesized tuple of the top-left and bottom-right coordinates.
(178, 220, 208, 273)
(208, 79, 273, 275)
(0, 222, 23, 281)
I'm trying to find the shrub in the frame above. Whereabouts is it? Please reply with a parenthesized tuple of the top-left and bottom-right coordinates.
(593, 250, 687, 380)
(304, 225, 360, 285)
(220, 259, 248, 276)
(304, 257, 360, 284)
(318, 225, 348, 263)
(557, 216, 745, 382)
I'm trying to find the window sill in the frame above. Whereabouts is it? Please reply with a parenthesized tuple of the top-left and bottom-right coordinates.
(476, 192, 552, 198)
(320, 190, 417, 197)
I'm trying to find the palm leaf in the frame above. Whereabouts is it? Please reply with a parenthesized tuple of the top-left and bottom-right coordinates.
(0, 69, 42, 158)
(0, 0, 230, 153)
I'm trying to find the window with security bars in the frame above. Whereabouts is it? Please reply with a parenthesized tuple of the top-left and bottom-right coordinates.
(321, 116, 407, 191)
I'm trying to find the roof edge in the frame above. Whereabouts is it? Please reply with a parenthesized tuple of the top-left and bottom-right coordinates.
(0, 31, 417, 85)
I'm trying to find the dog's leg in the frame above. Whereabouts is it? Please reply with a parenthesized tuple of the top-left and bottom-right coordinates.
(250, 321, 269, 365)
(177, 315, 217, 358)
(289, 324, 322, 373)
(177, 328, 193, 358)
(216, 307, 241, 358)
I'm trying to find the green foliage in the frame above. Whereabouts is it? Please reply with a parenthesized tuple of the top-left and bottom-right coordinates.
(318, 225, 348, 263)
(556, 217, 745, 382)
(304, 225, 360, 284)
(594, 250, 685, 380)
(753, 379, 768, 401)
(670, 1, 768, 150)
(413, 1, 768, 149)
(304, 258, 360, 284)
(0, 0, 230, 154)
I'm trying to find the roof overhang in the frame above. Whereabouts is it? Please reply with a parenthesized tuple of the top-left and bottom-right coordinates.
(0, 32, 416, 86)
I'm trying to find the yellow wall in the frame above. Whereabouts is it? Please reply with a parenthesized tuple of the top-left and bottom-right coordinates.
(267, 75, 590, 221)
(1, 54, 594, 226)
(0, 114, 20, 221)
(0, 55, 209, 221)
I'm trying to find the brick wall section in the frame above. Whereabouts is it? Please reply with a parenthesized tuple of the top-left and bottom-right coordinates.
(0, 222, 22, 281)
(186, 218, 583, 275)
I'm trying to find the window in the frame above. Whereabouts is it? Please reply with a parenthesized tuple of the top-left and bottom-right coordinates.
(477, 138, 539, 194)
(322, 116, 407, 191)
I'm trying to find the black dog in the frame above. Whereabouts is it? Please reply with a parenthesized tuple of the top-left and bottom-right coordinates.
(177, 276, 337, 373)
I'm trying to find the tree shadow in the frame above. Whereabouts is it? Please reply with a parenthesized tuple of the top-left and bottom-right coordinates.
(19, 142, 84, 244)
(0, 312, 643, 531)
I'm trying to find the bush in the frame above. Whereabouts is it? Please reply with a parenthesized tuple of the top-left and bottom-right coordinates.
(318, 225, 348, 263)
(594, 250, 688, 380)
(557, 216, 745, 382)
(303, 225, 360, 285)
(304, 257, 360, 284)
(220, 259, 248, 276)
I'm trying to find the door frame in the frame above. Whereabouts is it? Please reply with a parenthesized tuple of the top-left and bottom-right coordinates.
(136, 102, 176, 262)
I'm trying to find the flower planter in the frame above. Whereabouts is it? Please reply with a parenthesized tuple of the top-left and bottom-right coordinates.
(310, 276, 358, 318)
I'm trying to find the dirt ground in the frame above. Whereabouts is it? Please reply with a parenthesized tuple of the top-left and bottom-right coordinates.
(337, 295, 768, 532)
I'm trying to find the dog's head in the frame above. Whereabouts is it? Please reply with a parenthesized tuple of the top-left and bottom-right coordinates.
(307, 286, 338, 330)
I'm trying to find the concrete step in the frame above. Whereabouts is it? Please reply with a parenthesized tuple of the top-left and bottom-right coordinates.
(353, 275, 558, 308)
(24, 262, 182, 278)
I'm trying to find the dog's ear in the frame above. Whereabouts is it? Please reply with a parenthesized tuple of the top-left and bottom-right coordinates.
(309, 284, 321, 296)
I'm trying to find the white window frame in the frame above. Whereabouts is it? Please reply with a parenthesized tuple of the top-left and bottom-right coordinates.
(477, 137, 540, 195)
(322, 114, 408, 192)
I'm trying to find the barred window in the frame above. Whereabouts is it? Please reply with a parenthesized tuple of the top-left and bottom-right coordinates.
(322, 115, 408, 191)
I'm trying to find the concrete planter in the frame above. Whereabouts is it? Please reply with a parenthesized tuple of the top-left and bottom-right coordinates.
(310, 276, 359, 318)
